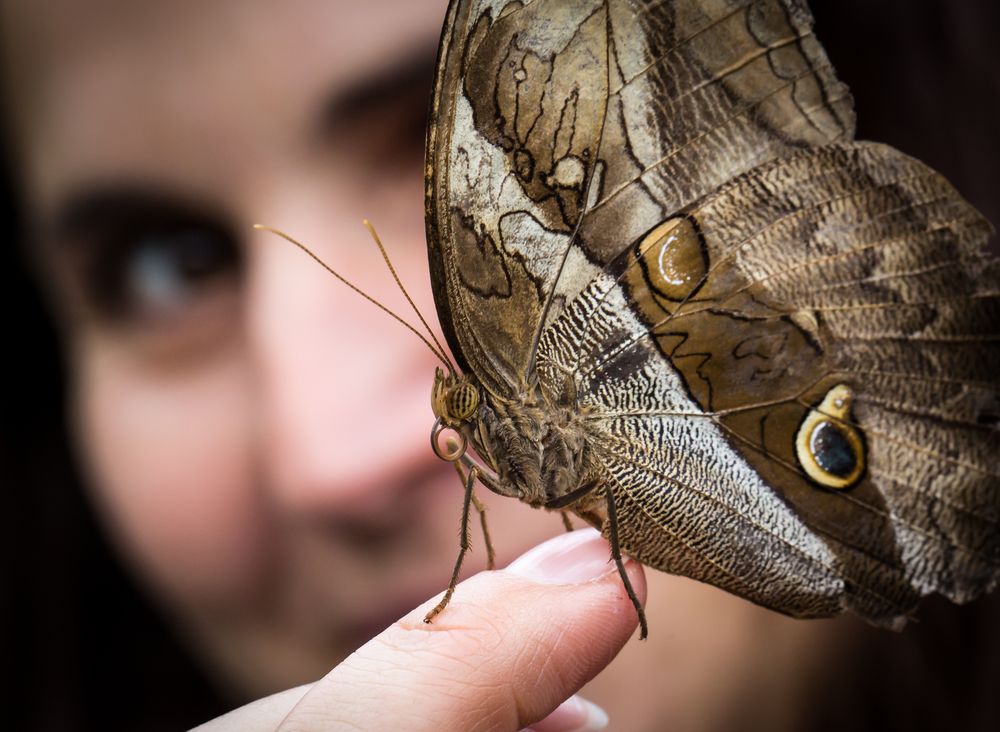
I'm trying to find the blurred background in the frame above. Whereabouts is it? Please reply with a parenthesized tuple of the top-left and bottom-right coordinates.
(1, 1, 998, 730)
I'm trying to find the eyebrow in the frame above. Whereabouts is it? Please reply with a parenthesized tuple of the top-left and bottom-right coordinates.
(316, 43, 439, 137)
(46, 186, 228, 247)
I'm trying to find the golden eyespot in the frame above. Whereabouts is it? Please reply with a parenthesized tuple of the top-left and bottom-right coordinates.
(795, 384, 866, 490)
(636, 217, 708, 302)
(446, 382, 479, 421)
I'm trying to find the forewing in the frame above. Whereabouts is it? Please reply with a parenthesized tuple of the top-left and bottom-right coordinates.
(426, 0, 854, 394)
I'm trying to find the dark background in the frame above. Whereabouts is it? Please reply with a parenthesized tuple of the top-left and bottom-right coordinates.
(812, 0, 1000, 244)
(2, 1, 998, 729)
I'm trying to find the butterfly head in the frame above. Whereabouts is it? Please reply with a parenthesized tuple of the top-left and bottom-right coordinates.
(430, 368, 480, 463)
(431, 367, 480, 428)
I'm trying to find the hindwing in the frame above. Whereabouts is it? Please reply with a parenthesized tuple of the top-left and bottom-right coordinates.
(535, 142, 999, 623)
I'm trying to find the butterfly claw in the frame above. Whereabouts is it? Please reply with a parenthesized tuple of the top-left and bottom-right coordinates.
(561, 512, 575, 532)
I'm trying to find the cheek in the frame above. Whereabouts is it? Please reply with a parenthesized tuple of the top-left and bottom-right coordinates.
(74, 343, 269, 611)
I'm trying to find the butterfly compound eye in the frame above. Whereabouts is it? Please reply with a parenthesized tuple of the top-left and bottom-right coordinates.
(796, 384, 866, 490)
(446, 382, 479, 421)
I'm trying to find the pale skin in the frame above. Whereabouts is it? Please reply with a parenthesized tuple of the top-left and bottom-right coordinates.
(1, 1, 848, 730)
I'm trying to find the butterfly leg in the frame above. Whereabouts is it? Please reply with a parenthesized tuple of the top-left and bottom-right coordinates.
(454, 461, 496, 570)
(604, 483, 648, 640)
(424, 463, 479, 625)
(561, 512, 575, 532)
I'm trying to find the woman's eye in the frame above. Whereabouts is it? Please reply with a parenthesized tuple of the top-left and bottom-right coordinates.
(67, 219, 243, 333)
(324, 66, 433, 176)
(114, 227, 240, 321)
(384, 92, 430, 163)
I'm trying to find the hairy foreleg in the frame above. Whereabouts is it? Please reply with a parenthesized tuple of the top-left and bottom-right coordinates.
(424, 465, 478, 625)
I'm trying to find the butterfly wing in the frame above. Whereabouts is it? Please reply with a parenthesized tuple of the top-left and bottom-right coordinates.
(536, 142, 999, 624)
(426, 0, 853, 395)
(426, 0, 1000, 623)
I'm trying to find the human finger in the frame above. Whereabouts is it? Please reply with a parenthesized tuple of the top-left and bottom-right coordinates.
(277, 527, 644, 731)
(192, 684, 311, 731)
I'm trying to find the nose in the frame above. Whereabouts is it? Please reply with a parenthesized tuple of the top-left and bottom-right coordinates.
(246, 202, 443, 519)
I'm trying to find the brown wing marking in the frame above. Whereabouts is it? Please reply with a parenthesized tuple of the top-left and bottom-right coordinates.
(574, 0, 854, 266)
(427, 0, 613, 394)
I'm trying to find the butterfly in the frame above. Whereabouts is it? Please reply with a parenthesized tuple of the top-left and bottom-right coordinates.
(411, 0, 1000, 639)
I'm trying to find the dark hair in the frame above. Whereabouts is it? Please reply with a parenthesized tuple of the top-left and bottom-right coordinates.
(0, 108, 227, 732)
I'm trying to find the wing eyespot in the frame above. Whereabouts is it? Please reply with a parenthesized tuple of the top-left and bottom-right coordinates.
(795, 384, 866, 490)
(635, 217, 709, 302)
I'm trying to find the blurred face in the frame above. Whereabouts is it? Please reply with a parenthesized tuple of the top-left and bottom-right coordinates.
(2, 0, 560, 695)
(3, 0, 843, 724)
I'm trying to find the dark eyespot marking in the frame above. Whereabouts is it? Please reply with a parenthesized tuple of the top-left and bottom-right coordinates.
(795, 384, 865, 490)
(810, 421, 858, 478)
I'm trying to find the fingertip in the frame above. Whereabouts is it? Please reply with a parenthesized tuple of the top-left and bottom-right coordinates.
(285, 534, 646, 731)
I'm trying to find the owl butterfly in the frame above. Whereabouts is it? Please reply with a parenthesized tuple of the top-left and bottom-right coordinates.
(422, 0, 1000, 638)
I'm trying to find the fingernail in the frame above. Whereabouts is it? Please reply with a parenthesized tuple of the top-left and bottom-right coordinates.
(562, 696, 610, 732)
(506, 528, 616, 585)
(524, 694, 610, 732)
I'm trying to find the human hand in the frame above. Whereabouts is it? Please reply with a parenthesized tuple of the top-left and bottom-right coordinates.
(196, 528, 645, 731)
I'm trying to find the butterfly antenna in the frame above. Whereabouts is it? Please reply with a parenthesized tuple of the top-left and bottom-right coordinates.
(362, 219, 456, 374)
(253, 225, 454, 371)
